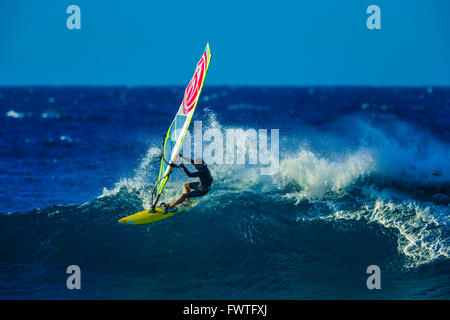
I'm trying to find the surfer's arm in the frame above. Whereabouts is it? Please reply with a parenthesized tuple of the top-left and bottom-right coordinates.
(179, 155, 196, 164)
(181, 164, 199, 177)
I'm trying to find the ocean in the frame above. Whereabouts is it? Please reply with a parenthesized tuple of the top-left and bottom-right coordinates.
(0, 86, 449, 299)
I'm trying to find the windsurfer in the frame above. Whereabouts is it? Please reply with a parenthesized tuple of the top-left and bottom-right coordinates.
(168, 154, 213, 208)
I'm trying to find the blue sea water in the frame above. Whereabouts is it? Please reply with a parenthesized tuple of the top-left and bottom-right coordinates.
(0, 86, 449, 299)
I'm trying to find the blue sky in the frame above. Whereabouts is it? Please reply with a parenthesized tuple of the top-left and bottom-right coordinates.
(0, 0, 449, 86)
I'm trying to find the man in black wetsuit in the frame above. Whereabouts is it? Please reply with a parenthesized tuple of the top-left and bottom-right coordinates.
(169, 154, 213, 208)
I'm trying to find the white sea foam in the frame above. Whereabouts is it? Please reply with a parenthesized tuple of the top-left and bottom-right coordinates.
(6, 110, 24, 118)
(349, 119, 449, 183)
(40, 111, 60, 119)
(99, 146, 161, 199)
(102, 109, 448, 203)
(319, 197, 449, 268)
(203, 107, 222, 130)
(273, 149, 376, 201)
(60, 135, 73, 143)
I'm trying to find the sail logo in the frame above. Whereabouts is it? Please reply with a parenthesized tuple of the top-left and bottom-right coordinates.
(182, 52, 208, 114)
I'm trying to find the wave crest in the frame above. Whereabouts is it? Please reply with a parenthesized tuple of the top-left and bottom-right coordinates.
(273, 149, 375, 201)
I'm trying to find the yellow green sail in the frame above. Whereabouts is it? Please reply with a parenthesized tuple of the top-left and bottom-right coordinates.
(152, 43, 212, 208)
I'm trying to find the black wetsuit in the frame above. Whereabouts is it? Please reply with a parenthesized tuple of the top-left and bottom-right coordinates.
(182, 160, 213, 198)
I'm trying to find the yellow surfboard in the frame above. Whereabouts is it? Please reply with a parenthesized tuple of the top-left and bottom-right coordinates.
(118, 200, 197, 225)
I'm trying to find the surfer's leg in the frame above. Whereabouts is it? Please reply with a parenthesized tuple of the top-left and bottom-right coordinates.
(188, 182, 199, 191)
(170, 183, 203, 207)
(170, 193, 189, 207)
(185, 182, 200, 201)
(185, 186, 209, 199)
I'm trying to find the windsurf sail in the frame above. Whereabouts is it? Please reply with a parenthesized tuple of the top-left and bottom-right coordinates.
(151, 43, 212, 210)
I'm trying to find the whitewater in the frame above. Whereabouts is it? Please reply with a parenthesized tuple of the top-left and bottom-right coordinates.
(1, 86, 449, 299)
